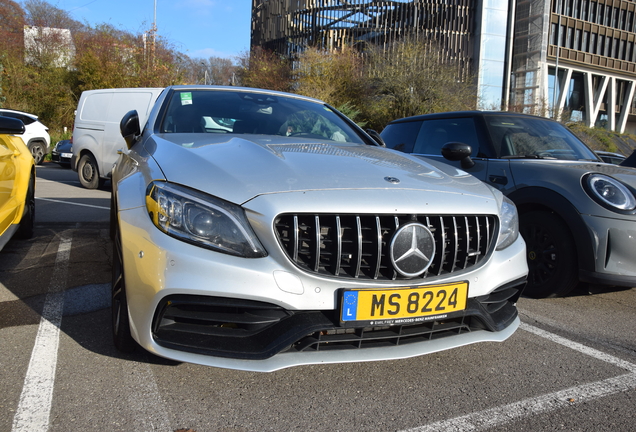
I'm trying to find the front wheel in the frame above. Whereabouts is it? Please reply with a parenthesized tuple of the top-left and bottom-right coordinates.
(519, 210, 578, 298)
(112, 221, 137, 352)
(77, 153, 103, 189)
(16, 175, 35, 239)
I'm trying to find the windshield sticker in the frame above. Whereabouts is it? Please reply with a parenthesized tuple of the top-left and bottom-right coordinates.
(180, 92, 193, 106)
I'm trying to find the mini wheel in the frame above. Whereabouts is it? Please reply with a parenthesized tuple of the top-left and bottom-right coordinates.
(520, 210, 578, 298)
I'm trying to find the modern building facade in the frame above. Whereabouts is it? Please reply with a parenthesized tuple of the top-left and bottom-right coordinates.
(251, 0, 636, 133)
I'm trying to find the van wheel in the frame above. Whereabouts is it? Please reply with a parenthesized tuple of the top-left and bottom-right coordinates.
(29, 141, 47, 165)
(78, 153, 102, 189)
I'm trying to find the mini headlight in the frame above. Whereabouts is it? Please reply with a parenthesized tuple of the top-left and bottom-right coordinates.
(496, 195, 519, 250)
(146, 181, 267, 258)
(586, 174, 636, 211)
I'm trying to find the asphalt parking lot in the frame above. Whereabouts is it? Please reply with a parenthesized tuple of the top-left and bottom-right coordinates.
(1, 163, 635, 432)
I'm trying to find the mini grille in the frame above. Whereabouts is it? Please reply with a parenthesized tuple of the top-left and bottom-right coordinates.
(274, 214, 497, 280)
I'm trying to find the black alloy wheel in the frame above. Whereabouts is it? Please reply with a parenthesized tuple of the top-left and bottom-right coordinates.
(16, 175, 35, 239)
(519, 210, 578, 298)
(112, 221, 137, 352)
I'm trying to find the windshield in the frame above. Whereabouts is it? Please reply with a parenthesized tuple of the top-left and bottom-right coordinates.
(485, 115, 599, 161)
(160, 89, 364, 144)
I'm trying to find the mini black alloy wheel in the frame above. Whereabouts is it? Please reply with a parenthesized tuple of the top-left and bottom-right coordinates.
(519, 210, 578, 298)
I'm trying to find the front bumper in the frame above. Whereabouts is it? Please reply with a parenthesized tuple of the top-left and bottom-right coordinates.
(580, 213, 636, 287)
(51, 151, 71, 165)
(119, 203, 528, 371)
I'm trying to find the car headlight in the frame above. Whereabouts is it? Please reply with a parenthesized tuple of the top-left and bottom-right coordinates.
(496, 195, 519, 250)
(585, 174, 636, 211)
(146, 181, 267, 258)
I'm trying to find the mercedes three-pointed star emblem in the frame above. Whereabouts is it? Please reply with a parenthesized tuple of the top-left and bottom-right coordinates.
(390, 222, 436, 277)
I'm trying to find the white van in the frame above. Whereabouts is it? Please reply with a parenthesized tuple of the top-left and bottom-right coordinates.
(72, 88, 163, 188)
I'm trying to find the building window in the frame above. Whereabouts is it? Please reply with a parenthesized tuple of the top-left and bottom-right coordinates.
(620, 38, 625, 59)
(551, 23, 557, 45)
(613, 7, 619, 28)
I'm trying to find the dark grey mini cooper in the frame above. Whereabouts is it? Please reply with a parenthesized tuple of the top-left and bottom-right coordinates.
(381, 111, 636, 298)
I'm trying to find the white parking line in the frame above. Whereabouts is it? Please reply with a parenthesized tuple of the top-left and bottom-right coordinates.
(11, 236, 72, 432)
(519, 322, 636, 373)
(124, 362, 172, 431)
(399, 322, 636, 432)
(35, 197, 110, 210)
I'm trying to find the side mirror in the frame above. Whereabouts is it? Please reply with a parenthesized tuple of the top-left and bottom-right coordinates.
(441, 142, 475, 169)
(365, 129, 386, 147)
(120, 110, 141, 149)
(0, 116, 26, 134)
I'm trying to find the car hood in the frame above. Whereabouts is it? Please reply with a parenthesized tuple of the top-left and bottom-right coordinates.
(508, 159, 636, 188)
(146, 134, 492, 204)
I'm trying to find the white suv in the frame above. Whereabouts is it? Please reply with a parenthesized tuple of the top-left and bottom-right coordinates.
(0, 109, 51, 164)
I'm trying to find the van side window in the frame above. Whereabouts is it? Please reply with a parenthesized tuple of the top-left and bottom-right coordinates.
(414, 118, 480, 157)
(381, 121, 421, 153)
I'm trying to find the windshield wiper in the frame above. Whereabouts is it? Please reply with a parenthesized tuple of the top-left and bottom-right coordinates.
(500, 154, 550, 159)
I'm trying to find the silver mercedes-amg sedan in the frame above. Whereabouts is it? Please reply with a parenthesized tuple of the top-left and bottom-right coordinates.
(110, 86, 528, 372)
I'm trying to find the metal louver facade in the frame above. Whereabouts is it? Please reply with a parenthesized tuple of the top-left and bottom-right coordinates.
(251, 0, 476, 69)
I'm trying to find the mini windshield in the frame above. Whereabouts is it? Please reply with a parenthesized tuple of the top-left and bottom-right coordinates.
(485, 115, 599, 161)
(160, 89, 364, 144)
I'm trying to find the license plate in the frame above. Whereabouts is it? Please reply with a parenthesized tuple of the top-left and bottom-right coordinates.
(61, 152, 73, 158)
(341, 281, 468, 324)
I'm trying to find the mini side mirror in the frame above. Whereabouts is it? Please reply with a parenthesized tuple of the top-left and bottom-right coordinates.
(120, 110, 141, 149)
(441, 142, 475, 169)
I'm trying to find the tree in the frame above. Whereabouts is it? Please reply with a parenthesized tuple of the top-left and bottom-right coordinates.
(23, 0, 83, 32)
(0, 0, 24, 53)
(236, 47, 292, 91)
(363, 37, 478, 129)
(294, 46, 366, 110)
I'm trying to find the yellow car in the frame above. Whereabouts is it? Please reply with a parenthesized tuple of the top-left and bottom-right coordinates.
(0, 115, 35, 251)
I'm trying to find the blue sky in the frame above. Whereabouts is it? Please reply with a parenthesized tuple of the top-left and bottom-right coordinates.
(52, 0, 252, 60)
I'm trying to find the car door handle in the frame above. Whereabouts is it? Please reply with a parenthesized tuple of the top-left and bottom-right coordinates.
(489, 175, 508, 186)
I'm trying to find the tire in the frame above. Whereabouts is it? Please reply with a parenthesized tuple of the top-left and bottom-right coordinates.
(519, 210, 579, 298)
(16, 175, 35, 239)
(112, 221, 137, 353)
(77, 153, 103, 189)
(29, 141, 46, 165)
(109, 194, 116, 241)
